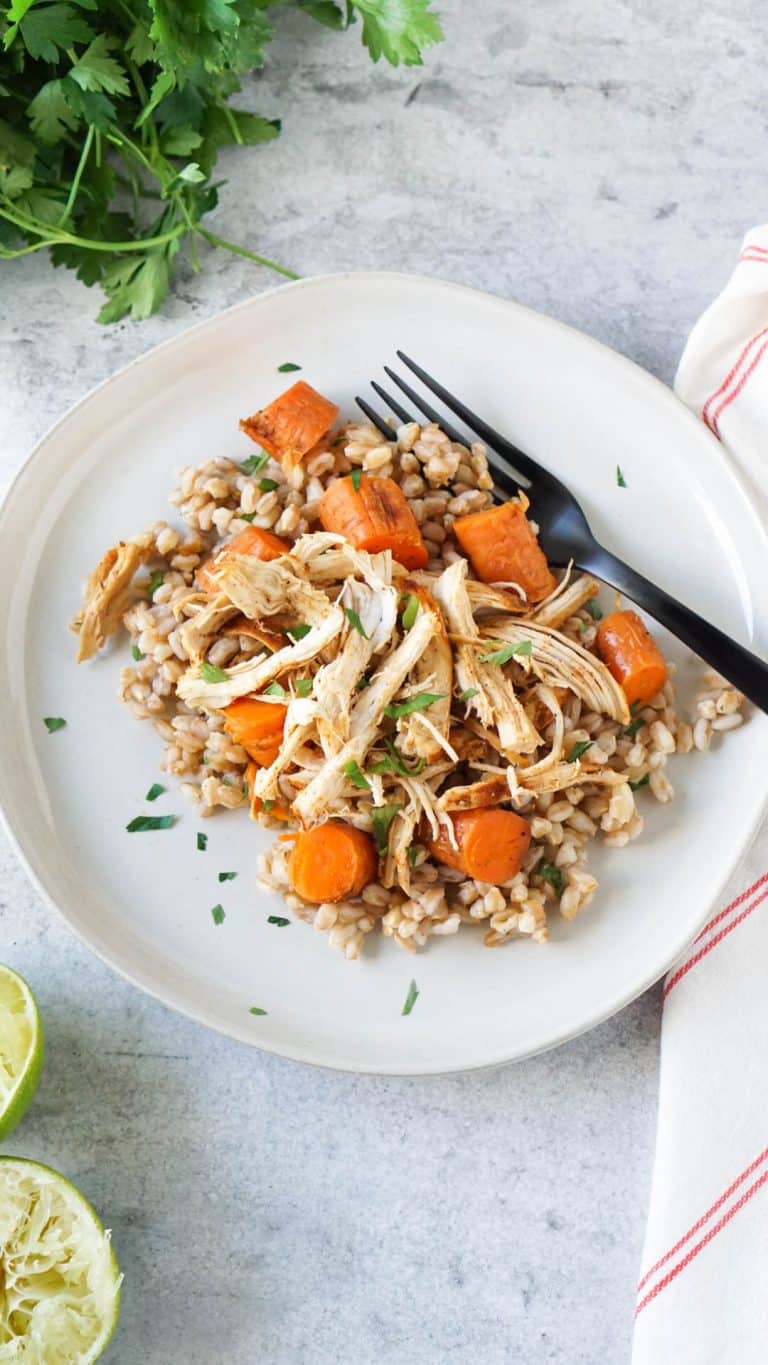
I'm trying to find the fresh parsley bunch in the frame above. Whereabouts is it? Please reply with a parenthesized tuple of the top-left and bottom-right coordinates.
(0, 0, 442, 321)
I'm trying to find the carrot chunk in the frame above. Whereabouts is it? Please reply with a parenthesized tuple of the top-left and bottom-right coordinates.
(222, 697, 287, 767)
(453, 500, 557, 602)
(197, 525, 290, 593)
(288, 822, 379, 903)
(240, 381, 339, 471)
(319, 474, 428, 570)
(596, 610, 667, 707)
(426, 808, 531, 885)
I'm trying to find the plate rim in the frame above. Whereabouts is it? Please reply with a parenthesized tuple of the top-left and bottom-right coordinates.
(2, 268, 766, 1075)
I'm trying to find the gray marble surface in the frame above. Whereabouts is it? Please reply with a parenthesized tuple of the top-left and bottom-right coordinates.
(0, 1, 761, 1360)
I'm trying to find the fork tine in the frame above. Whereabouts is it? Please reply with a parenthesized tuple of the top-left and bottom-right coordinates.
(355, 395, 395, 439)
(381, 368, 467, 447)
(395, 351, 547, 486)
(370, 381, 413, 426)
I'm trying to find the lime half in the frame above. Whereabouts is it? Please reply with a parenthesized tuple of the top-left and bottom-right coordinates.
(0, 965, 44, 1141)
(0, 1158, 121, 1363)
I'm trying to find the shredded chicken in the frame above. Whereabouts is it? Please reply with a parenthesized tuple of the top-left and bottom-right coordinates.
(73, 539, 152, 662)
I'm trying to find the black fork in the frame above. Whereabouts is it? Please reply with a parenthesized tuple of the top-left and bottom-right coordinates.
(356, 351, 768, 713)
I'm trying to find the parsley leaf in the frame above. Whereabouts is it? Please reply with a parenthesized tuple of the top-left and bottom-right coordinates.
(249, 1006, 267, 1016)
(383, 692, 446, 718)
(479, 640, 533, 666)
(401, 977, 419, 1015)
(126, 814, 175, 832)
(295, 678, 313, 698)
(371, 802, 402, 853)
(345, 607, 369, 638)
(343, 759, 371, 790)
(407, 844, 421, 867)
(585, 598, 603, 621)
(237, 512, 257, 523)
(354, 0, 443, 67)
(629, 773, 650, 791)
(43, 716, 66, 733)
(211, 903, 225, 926)
(537, 861, 565, 897)
(200, 661, 229, 683)
(349, 468, 363, 492)
(459, 687, 478, 702)
(368, 738, 425, 777)
(287, 623, 311, 640)
(197, 832, 207, 852)
(616, 464, 628, 488)
(69, 35, 130, 98)
(240, 452, 270, 476)
(146, 570, 165, 599)
(218, 871, 237, 882)
(145, 782, 165, 802)
(131, 644, 144, 661)
(567, 740, 593, 763)
(264, 681, 287, 699)
(277, 362, 301, 372)
(400, 593, 419, 630)
(267, 915, 290, 926)
(259, 478, 278, 492)
(19, 5, 95, 63)
(624, 716, 645, 739)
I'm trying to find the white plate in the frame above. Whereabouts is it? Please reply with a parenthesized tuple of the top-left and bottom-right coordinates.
(1, 272, 767, 1075)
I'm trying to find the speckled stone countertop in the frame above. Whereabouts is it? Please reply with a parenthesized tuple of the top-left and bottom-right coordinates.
(0, 2, 761, 1360)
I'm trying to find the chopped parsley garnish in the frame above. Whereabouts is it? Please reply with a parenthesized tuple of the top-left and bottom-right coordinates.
(349, 468, 363, 493)
(345, 608, 369, 638)
(624, 715, 645, 739)
(368, 738, 425, 777)
(479, 640, 533, 666)
(218, 871, 237, 882)
(211, 904, 225, 926)
(400, 593, 419, 630)
(356, 674, 371, 691)
(295, 678, 313, 698)
(200, 661, 230, 683)
(197, 832, 208, 852)
(131, 644, 144, 661)
(268, 915, 290, 926)
(240, 451, 270, 476)
(147, 570, 165, 599)
(578, 621, 589, 636)
(371, 803, 402, 853)
(383, 692, 446, 719)
(126, 814, 175, 832)
(43, 717, 66, 733)
(459, 687, 478, 702)
(401, 978, 419, 1016)
(537, 861, 565, 897)
(238, 512, 257, 523)
(277, 362, 301, 373)
(287, 623, 311, 641)
(145, 783, 165, 802)
(264, 681, 287, 699)
(585, 598, 603, 621)
(629, 774, 650, 791)
(262, 800, 275, 812)
(616, 464, 627, 488)
(249, 1006, 267, 1016)
(407, 845, 420, 867)
(567, 740, 593, 763)
(259, 478, 279, 492)
(343, 759, 371, 790)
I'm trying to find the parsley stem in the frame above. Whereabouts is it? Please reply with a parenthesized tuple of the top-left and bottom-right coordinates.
(223, 105, 245, 146)
(59, 125, 95, 226)
(197, 228, 299, 280)
(0, 202, 188, 253)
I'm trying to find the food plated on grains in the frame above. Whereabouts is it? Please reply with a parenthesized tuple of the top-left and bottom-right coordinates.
(73, 378, 747, 960)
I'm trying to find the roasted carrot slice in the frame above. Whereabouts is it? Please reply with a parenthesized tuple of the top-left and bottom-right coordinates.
(453, 500, 557, 602)
(319, 474, 428, 570)
(240, 381, 339, 472)
(596, 610, 667, 707)
(244, 760, 291, 821)
(426, 808, 531, 885)
(288, 821, 379, 903)
(197, 525, 289, 593)
(222, 697, 287, 767)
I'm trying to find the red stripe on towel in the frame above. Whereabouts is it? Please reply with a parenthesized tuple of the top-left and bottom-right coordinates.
(709, 332, 768, 436)
(701, 327, 768, 433)
(695, 872, 768, 942)
(663, 887, 768, 998)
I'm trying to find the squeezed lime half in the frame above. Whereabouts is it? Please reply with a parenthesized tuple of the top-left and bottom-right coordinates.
(0, 964, 44, 1141)
(0, 1157, 122, 1362)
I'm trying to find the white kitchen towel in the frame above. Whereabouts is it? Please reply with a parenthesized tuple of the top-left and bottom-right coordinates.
(632, 230, 768, 1364)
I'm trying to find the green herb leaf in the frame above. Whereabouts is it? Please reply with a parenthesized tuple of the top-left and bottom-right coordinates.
(237, 512, 257, 523)
(371, 802, 402, 854)
(383, 692, 446, 719)
(211, 903, 225, 926)
(264, 681, 287, 699)
(69, 35, 130, 98)
(262, 799, 275, 812)
(267, 915, 290, 926)
(356, 674, 371, 691)
(400, 593, 419, 630)
(145, 783, 165, 802)
(585, 598, 603, 621)
(240, 452, 270, 476)
(277, 362, 301, 372)
(200, 661, 229, 683)
(616, 464, 628, 488)
(349, 468, 363, 492)
(147, 570, 165, 599)
(459, 687, 478, 702)
(345, 607, 369, 638)
(197, 832, 207, 852)
(131, 644, 143, 661)
(295, 678, 313, 698)
(624, 716, 645, 739)
(126, 814, 175, 832)
(629, 773, 650, 791)
(218, 871, 237, 882)
(401, 977, 419, 1016)
(343, 759, 371, 790)
(478, 640, 533, 666)
(407, 844, 420, 867)
(355, 0, 443, 67)
(567, 740, 593, 763)
(287, 623, 311, 641)
(19, 5, 95, 63)
(249, 1006, 267, 1016)
(43, 716, 66, 733)
(259, 478, 279, 492)
(368, 738, 425, 777)
(537, 861, 565, 897)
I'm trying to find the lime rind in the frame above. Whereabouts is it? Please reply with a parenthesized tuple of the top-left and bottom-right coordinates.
(0, 964, 44, 1141)
(0, 1157, 121, 1363)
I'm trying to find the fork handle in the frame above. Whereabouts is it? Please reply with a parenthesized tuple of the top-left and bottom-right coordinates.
(578, 543, 768, 713)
